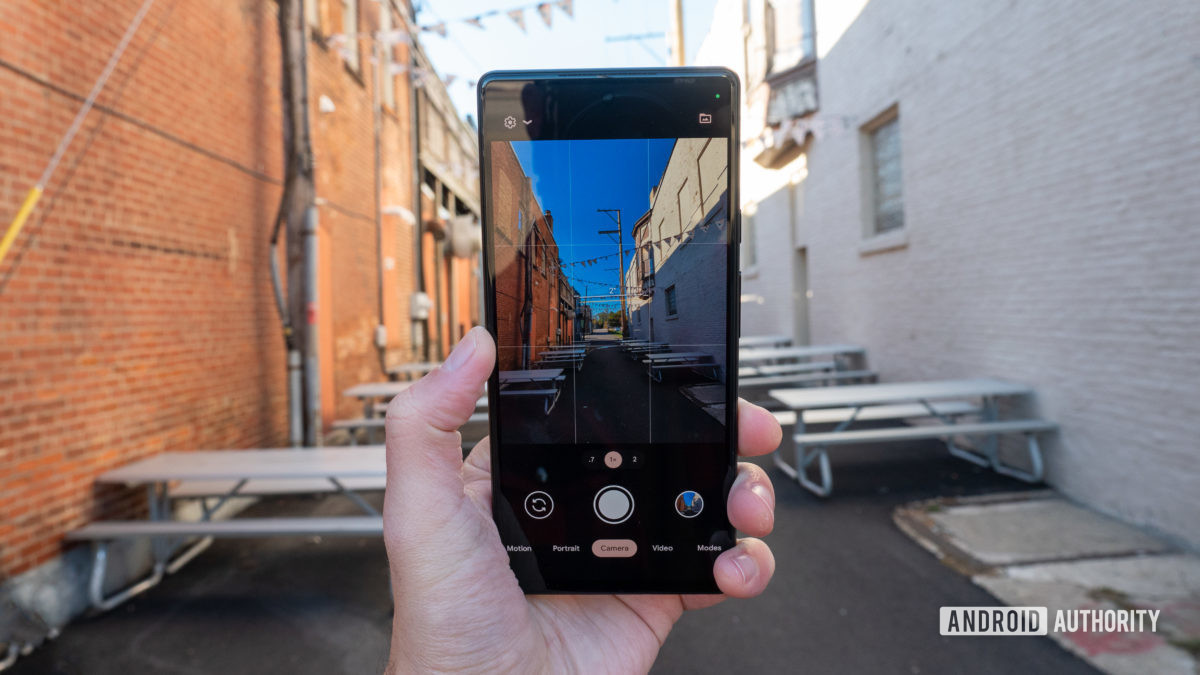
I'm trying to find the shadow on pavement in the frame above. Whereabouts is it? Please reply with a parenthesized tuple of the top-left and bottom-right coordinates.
(13, 439, 1097, 674)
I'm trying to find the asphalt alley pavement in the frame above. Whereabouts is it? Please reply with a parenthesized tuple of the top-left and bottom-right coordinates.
(13, 440, 1096, 674)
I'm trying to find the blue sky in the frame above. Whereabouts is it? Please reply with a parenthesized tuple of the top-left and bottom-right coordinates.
(416, 0, 718, 122)
(510, 138, 674, 310)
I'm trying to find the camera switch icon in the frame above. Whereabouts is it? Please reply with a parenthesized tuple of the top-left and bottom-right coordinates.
(524, 491, 554, 519)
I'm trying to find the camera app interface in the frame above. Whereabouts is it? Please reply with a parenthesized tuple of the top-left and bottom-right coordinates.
(484, 77, 735, 592)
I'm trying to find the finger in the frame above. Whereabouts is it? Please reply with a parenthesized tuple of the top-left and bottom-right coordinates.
(713, 538, 775, 599)
(461, 436, 494, 510)
(384, 327, 495, 527)
(462, 435, 492, 479)
(680, 594, 726, 612)
(737, 399, 782, 458)
(727, 462, 775, 537)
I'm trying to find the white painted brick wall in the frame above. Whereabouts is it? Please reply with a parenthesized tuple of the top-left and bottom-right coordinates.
(802, 0, 1200, 546)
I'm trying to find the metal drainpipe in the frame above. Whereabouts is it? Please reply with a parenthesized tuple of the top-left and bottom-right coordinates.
(295, 11, 320, 447)
(303, 204, 322, 446)
(433, 207, 445, 359)
(372, 39, 388, 375)
(410, 63, 426, 361)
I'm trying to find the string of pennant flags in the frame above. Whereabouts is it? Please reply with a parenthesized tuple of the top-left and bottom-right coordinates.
(323, 1, 578, 93)
(420, 0, 575, 36)
(561, 251, 619, 268)
(325, 30, 478, 90)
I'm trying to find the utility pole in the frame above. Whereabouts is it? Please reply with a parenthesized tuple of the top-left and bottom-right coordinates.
(597, 208, 626, 336)
(667, 0, 685, 67)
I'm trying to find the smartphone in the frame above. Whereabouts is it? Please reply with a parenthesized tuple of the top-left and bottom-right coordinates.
(478, 68, 740, 594)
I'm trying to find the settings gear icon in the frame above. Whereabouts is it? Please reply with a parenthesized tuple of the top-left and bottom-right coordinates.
(503, 115, 517, 130)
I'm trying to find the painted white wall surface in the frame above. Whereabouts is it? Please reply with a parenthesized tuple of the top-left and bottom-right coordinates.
(627, 138, 731, 377)
(800, 0, 1200, 546)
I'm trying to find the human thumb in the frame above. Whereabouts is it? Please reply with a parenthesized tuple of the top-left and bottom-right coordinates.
(383, 326, 495, 540)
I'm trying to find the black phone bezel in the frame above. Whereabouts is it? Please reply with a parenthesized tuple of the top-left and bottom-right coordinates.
(476, 68, 742, 594)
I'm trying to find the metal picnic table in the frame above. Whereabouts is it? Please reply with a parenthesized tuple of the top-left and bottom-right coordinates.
(643, 351, 718, 382)
(739, 335, 793, 349)
(344, 381, 415, 418)
(538, 347, 587, 371)
(386, 361, 441, 380)
(499, 368, 566, 414)
(739, 343, 866, 367)
(69, 447, 388, 609)
(768, 378, 1056, 496)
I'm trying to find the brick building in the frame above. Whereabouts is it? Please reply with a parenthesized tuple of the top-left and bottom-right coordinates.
(490, 141, 572, 370)
(697, 0, 1200, 547)
(0, 0, 479, 628)
(626, 138, 731, 379)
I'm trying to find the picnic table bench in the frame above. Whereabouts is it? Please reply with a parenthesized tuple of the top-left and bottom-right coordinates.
(499, 368, 566, 414)
(739, 335, 793, 349)
(738, 359, 837, 378)
(344, 381, 414, 419)
(537, 348, 587, 371)
(333, 405, 488, 445)
(768, 378, 1057, 497)
(67, 447, 388, 611)
(385, 361, 441, 381)
(626, 342, 670, 359)
(739, 343, 866, 367)
(341, 380, 486, 443)
(642, 352, 719, 382)
(739, 369, 878, 390)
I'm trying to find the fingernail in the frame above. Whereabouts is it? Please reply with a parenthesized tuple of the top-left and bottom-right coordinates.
(750, 482, 774, 511)
(729, 548, 758, 585)
(442, 329, 478, 372)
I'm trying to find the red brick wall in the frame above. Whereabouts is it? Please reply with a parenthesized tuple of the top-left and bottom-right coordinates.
(0, 0, 454, 579)
(489, 141, 568, 370)
(0, 0, 288, 577)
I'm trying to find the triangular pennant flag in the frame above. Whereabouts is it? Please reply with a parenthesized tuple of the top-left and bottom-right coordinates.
(421, 22, 447, 37)
(444, 74, 457, 87)
(557, 0, 574, 18)
(467, 79, 477, 89)
(464, 16, 484, 29)
(538, 3, 553, 28)
(508, 8, 526, 32)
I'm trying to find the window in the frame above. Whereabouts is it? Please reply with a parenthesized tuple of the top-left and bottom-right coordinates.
(764, 0, 816, 76)
(380, 6, 395, 109)
(341, 0, 360, 72)
(866, 109, 904, 235)
(304, 0, 322, 33)
(518, 209, 523, 231)
(741, 203, 758, 270)
(665, 285, 678, 317)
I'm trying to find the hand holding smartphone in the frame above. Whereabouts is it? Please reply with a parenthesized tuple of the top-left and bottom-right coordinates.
(478, 69, 742, 593)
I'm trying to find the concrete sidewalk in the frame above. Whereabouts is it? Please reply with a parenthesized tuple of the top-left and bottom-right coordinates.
(895, 492, 1200, 675)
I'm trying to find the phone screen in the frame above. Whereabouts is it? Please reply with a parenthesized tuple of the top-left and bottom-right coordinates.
(478, 70, 739, 593)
